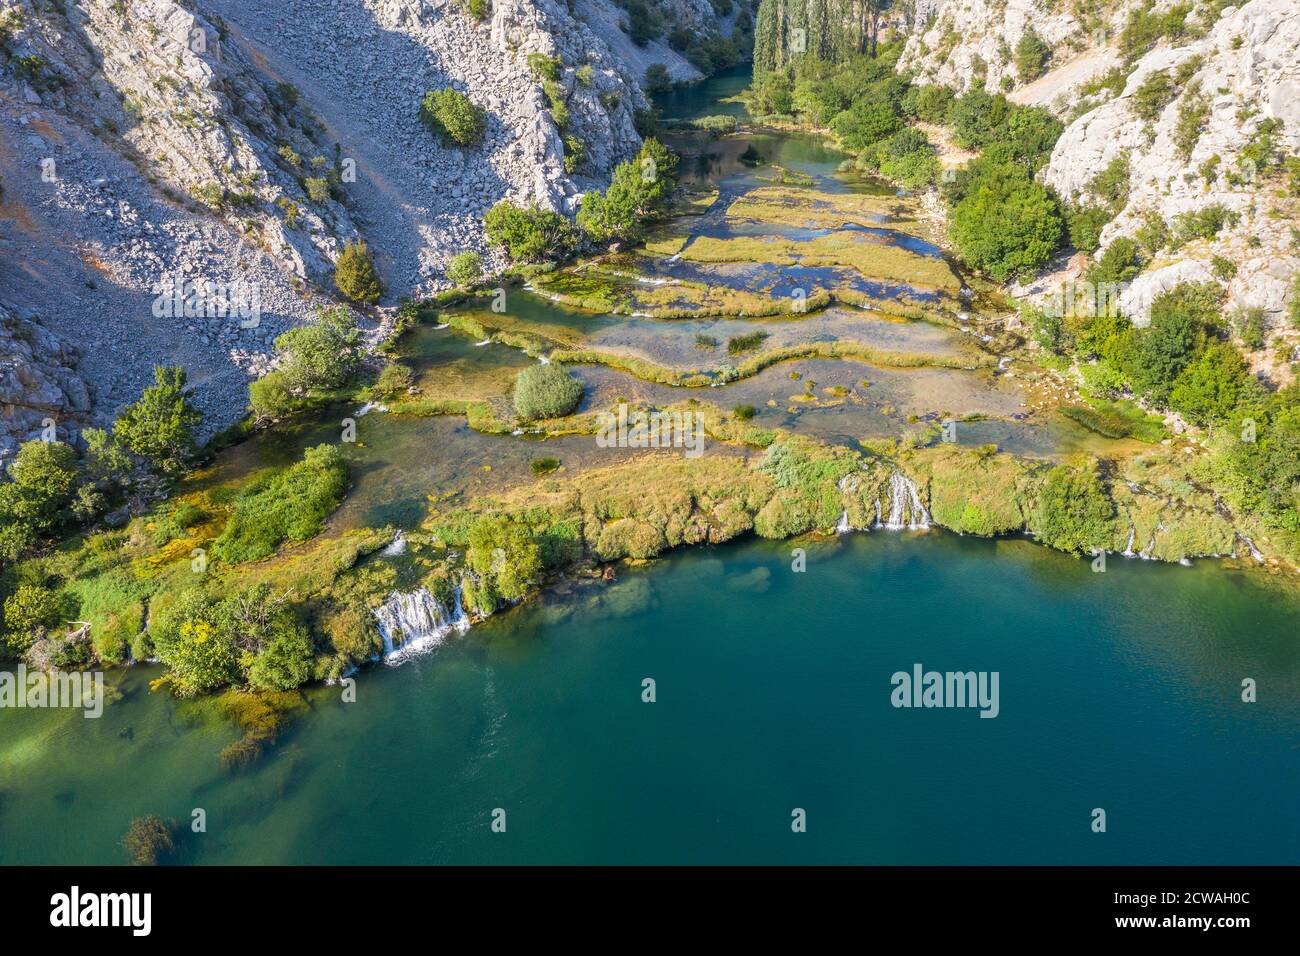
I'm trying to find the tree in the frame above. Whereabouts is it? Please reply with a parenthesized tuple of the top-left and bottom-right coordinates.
(577, 138, 679, 245)
(248, 369, 298, 423)
(2, 584, 63, 656)
(1086, 237, 1143, 286)
(1033, 464, 1115, 554)
(950, 161, 1063, 282)
(420, 88, 486, 146)
(273, 306, 360, 392)
(1169, 342, 1249, 425)
(334, 240, 382, 303)
(465, 514, 543, 613)
(512, 364, 583, 420)
(484, 202, 577, 262)
(1015, 28, 1051, 81)
(113, 366, 202, 475)
(644, 63, 672, 93)
(155, 611, 240, 697)
(445, 251, 482, 287)
(1125, 283, 1221, 404)
(830, 98, 902, 152)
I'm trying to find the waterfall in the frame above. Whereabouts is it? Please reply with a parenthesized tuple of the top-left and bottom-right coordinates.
(882, 472, 930, 530)
(379, 530, 407, 557)
(371, 587, 470, 664)
(1235, 533, 1265, 563)
(835, 510, 851, 534)
(1122, 523, 1136, 557)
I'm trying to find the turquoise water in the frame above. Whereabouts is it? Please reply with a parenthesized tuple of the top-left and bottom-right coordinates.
(1, 531, 1296, 865)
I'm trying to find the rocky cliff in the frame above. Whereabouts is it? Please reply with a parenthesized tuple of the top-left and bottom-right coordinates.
(899, 0, 1300, 376)
(0, 0, 705, 458)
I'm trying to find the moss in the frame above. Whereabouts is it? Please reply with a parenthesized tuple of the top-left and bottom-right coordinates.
(906, 444, 1037, 535)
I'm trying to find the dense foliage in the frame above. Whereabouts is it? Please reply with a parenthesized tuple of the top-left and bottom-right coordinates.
(114, 365, 202, 475)
(483, 202, 577, 262)
(512, 364, 584, 420)
(333, 240, 383, 303)
(577, 138, 679, 244)
(419, 88, 486, 146)
(212, 444, 349, 563)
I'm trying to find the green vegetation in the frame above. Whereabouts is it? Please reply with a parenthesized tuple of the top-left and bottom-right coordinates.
(213, 444, 349, 564)
(577, 138, 679, 245)
(1014, 28, 1051, 82)
(122, 816, 177, 866)
(114, 365, 202, 475)
(334, 240, 383, 303)
(1033, 464, 1114, 554)
(484, 202, 577, 262)
(948, 151, 1064, 282)
(446, 251, 483, 287)
(419, 88, 486, 146)
(512, 364, 584, 420)
(270, 306, 361, 403)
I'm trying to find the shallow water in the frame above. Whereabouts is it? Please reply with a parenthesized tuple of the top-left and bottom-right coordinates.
(2, 532, 1295, 864)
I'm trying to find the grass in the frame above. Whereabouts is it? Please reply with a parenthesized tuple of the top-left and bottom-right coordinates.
(1059, 399, 1166, 443)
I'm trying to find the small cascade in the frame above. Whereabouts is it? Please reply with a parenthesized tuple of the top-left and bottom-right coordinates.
(537, 354, 551, 364)
(1235, 533, 1265, 563)
(1121, 523, 1137, 557)
(834, 473, 863, 534)
(354, 401, 387, 417)
(474, 338, 492, 347)
(371, 587, 470, 664)
(882, 472, 930, 530)
(379, 530, 407, 557)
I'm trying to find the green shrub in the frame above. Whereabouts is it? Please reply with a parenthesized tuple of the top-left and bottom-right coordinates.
(113, 366, 201, 475)
(446, 251, 483, 286)
(577, 138, 679, 244)
(212, 444, 349, 563)
(1065, 204, 1111, 254)
(273, 306, 360, 391)
(334, 240, 382, 303)
(1088, 153, 1131, 213)
(950, 159, 1064, 282)
(420, 88, 486, 146)
(1032, 464, 1114, 554)
(464, 514, 543, 613)
(644, 63, 672, 93)
(727, 331, 768, 354)
(512, 364, 583, 420)
(122, 816, 176, 866)
(1015, 29, 1051, 81)
(1169, 342, 1249, 424)
(1086, 237, 1143, 286)
(484, 201, 577, 261)
(304, 177, 330, 203)
(733, 404, 756, 421)
(1134, 210, 1170, 255)
(464, 0, 489, 20)
(530, 456, 561, 475)
(1131, 71, 1176, 121)
(374, 363, 414, 398)
(526, 53, 562, 82)
(1171, 204, 1239, 247)
(2, 584, 64, 656)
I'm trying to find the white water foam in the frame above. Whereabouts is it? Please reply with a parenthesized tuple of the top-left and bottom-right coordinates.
(371, 587, 471, 664)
